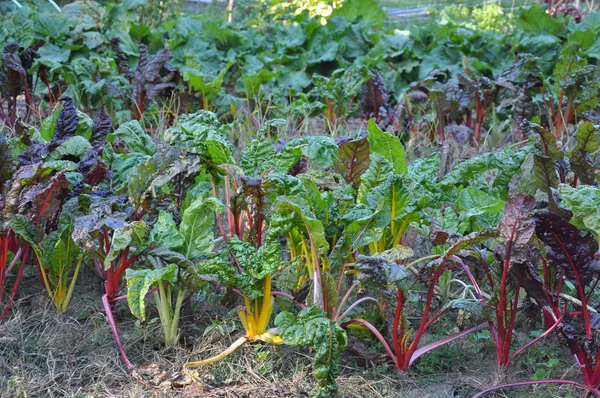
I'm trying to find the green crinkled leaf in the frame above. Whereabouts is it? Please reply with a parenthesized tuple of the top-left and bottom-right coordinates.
(241, 136, 277, 177)
(330, 201, 387, 266)
(150, 211, 185, 251)
(47, 136, 92, 161)
(199, 236, 279, 300)
(9, 214, 42, 244)
(274, 136, 338, 173)
(269, 196, 329, 256)
(441, 146, 531, 201)
(41, 160, 79, 172)
(264, 173, 305, 202)
(457, 187, 504, 229)
(275, 307, 347, 398)
(104, 221, 149, 269)
(126, 263, 177, 321)
(357, 154, 394, 204)
(107, 120, 157, 156)
(367, 119, 407, 175)
(180, 197, 224, 259)
(558, 184, 600, 241)
(380, 245, 414, 262)
(574, 122, 600, 153)
(164, 111, 234, 166)
(128, 147, 188, 210)
(206, 130, 235, 165)
(75, 110, 94, 141)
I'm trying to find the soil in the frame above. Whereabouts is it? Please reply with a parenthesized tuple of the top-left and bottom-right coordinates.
(0, 266, 586, 398)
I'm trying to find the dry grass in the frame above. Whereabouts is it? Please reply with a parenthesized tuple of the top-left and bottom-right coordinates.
(0, 270, 590, 398)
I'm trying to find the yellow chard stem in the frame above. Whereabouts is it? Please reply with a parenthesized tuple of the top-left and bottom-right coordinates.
(238, 308, 250, 333)
(393, 214, 412, 247)
(158, 283, 172, 346)
(33, 248, 54, 303)
(62, 257, 83, 312)
(185, 336, 248, 368)
(256, 275, 272, 334)
(391, 185, 396, 235)
(254, 298, 259, 328)
(369, 242, 378, 255)
(169, 288, 186, 346)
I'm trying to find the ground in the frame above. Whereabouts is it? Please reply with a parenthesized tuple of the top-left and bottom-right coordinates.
(0, 267, 588, 398)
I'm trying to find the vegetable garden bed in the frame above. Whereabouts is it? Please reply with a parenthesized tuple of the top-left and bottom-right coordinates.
(1, 0, 600, 397)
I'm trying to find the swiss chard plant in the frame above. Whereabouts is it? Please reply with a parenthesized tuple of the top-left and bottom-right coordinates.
(0, 40, 45, 126)
(126, 196, 223, 347)
(105, 38, 179, 121)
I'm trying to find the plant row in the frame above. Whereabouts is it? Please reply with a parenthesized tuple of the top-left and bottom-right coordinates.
(2, 93, 600, 396)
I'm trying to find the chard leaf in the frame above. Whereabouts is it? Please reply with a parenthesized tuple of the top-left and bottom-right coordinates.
(275, 307, 347, 398)
(335, 133, 370, 190)
(457, 187, 504, 229)
(274, 136, 338, 173)
(442, 147, 531, 201)
(90, 106, 112, 152)
(574, 122, 600, 153)
(47, 136, 92, 161)
(330, 201, 388, 265)
(104, 221, 149, 269)
(269, 196, 329, 256)
(240, 135, 277, 177)
(126, 263, 177, 321)
(534, 211, 599, 287)
(494, 194, 540, 277)
(52, 96, 78, 143)
(180, 197, 224, 258)
(165, 111, 233, 166)
(150, 211, 185, 251)
(107, 120, 156, 156)
(357, 154, 394, 204)
(200, 236, 278, 300)
(9, 214, 42, 244)
(127, 147, 187, 210)
(0, 134, 16, 187)
(367, 119, 406, 175)
(558, 184, 600, 241)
